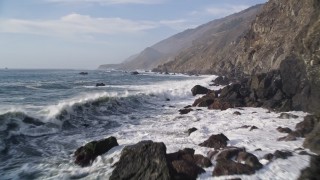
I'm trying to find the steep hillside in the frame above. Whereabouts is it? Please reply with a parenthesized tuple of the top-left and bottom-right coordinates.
(157, 0, 320, 113)
(99, 4, 263, 71)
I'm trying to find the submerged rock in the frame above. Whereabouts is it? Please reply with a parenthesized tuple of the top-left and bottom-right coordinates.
(131, 71, 139, 75)
(179, 108, 193, 115)
(278, 113, 299, 119)
(186, 127, 198, 136)
(96, 83, 106, 87)
(74, 136, 118, 167)
(199, 133, 229, 149)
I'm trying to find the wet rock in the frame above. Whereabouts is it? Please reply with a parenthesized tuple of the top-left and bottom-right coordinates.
(167, 148, 207, 179)
(239, 125, 251, 129)
(208, 98, 244, 110)
(274, 150, 293, 159)
(236, 152, 263, 170)
(179, 108, 193, 115)
(191, 85, 210, 96)
(171, 160, 205, 180)
(296, 115, 320, 137)
(254, 148, 262, 151)
(192, 93, 215, 107)
(187, 127, 198, 136)
(193, 154, 212, 168)
(278, 113, 299, 119)
(207, 150, 219, 160)
(212, 159, 255, 176)
(298, 151, 312, 156)
(249, 126, 258, 131)
(79, 72, 88, 75)
(298, 155, 320, 180)
(166, 98, 170, 101)
(110, 141, 171, 180)
(276, 127, 293, 133)
(277, 134, 297, 141)
(233, 111, 242, 115)
(199, 133, 229, 149)
(184, 105, 192, 108)
(212, 76, 230, 86)
(303, 115, 320, 154)
(263, 153, 274, 161)
(96, 83, 106, 87)
(74, 136, 118, 167)
(131, 71, 139, 75)
(215, 147, 245, 160)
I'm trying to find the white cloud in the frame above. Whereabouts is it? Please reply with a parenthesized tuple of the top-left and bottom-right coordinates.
(206, 5, 249, 16)
(0, 13, 157, 38)
(0, 13, 193, 42)
(45, 0, 165, 5)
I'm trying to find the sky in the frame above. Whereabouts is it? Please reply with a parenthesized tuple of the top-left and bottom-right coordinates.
(0, 0, 267, 69)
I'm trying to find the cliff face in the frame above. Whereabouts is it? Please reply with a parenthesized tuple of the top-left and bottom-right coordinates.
(99, 4, 263, 71)
(156, 0, 320, 113)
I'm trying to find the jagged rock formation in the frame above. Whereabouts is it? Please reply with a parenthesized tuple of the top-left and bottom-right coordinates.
(99, 4, 263, 71)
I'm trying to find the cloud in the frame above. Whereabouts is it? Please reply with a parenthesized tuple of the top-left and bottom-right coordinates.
(0, 13, 193, 42)
(0, 13, 157, 38)
(45, 0, 165, 5)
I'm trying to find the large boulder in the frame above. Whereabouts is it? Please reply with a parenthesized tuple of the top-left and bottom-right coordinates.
(191, 85, 210, 96)
(110, 141, 172, 180)
(199, 134, 229, 149)
(74, 136, 118, 167)
(212, 76, 230, 86)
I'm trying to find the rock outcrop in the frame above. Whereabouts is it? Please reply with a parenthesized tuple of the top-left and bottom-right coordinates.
(74, 136, 118, 167)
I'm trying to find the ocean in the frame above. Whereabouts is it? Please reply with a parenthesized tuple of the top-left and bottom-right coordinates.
(0, 69, 210, 179)
(0, 69, 310, 179)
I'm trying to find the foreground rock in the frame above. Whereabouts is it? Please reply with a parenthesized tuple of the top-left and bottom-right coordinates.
(111, 141, 207, 180)
(212, 76, 230, 86)
(199, 133, 229, 149)
(213, 159, 255, 176)
(74, 136, 118, 167)
(303, 115, 320, 154)
(110, 141, 171, 180)
(298, 155, 320, 180)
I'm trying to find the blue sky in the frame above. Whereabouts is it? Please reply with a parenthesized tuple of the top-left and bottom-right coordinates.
(0, 0, 266, 69)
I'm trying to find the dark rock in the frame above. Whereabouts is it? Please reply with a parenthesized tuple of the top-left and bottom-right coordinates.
(184, 105, 192, 108)
(273, 150, 293, 159)
(277, 134, 297, 141)
(219, 84, 241, 99)
(199, 133, 229, 149)
(171, 160, 205, 180)
(212, 76, 230, 86)
(79, 72, 88, 75)
(233, 111, 242, 115)
(74, 136, 118, 167)
(192, 92, 215, 107)
(166, 98, 170, 101)
(239, 125, 251, 129)
(131, 71, 139, 75)
(193, 154, 212, 168)
(110, 141, 171, 180)
(212, 159, 255, 176)
(207, 150, 219, 160)
(236, 152, 263, 170)
(298, 151, 312, 156)
(167, 148, 206, 179)
(191, 85, 210, 96)
(298, 155, 320, 180)
(278, 113, 299, 119)
(179, 108, 193, 115)
(249, 126, 258, 131)
(208, 98, 244, 110)
(23, 116, 45, 126)
(263, 153, 274, 161)
(96, 83, 105, 87)
(296, 115, 320, 137)
(187, 127, 198, 136)
(254, 148, 262, 151)
(276, 127, 293, 133)
(303, 115, 320, 154)
(215, 147, 245, 160)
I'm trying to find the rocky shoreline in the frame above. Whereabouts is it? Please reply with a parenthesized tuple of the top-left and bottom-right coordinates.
(72, 75, 319, 179)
